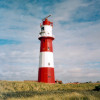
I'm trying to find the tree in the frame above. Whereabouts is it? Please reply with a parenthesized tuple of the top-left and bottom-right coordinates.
(96, 81, 100, 83)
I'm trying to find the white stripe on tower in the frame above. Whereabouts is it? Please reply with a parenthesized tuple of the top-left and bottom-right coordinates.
(39, 52, 54, 68)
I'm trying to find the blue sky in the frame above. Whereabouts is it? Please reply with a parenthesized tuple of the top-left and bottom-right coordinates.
(0, 0, 100, 83)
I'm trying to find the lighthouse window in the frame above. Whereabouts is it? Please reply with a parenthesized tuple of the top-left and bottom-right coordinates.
(48, 47, 50, 50)
(41, 27, 44, 30)
(48, 76, 51, 78)
(48, 63, 50, 66)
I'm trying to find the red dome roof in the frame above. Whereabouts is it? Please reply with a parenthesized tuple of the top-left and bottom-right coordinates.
(43, 19, 51, 25)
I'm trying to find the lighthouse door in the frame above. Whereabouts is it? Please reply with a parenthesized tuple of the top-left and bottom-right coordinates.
(44, 73, 52, 83)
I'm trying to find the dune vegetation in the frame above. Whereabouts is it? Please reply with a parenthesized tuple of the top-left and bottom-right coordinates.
(0, 81, 100, 100)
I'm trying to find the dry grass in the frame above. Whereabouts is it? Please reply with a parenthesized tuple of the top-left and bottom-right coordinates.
(0, 81, 100, 100)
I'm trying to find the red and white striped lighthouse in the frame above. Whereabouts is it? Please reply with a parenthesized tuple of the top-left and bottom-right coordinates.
(38, 15, 55, 83)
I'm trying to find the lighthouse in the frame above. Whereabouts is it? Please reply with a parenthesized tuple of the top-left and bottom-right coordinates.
(38, 15, 55, 83)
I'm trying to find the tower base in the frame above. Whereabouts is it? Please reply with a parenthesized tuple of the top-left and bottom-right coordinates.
(38, 67, 55, 83)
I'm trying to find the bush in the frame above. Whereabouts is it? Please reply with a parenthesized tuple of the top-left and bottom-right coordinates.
(94, 85, 100, 91)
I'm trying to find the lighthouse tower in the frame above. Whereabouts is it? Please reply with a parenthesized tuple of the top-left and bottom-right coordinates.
(38, 15, 55, 83)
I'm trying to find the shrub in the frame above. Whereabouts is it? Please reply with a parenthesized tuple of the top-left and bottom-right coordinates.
(94, 85, 100, 91)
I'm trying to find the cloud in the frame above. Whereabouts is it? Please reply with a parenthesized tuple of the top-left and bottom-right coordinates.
(0, 0, 100, 82)
(52, 0, 90, 22)
(55, 65, 100, 83)
(52, 0, 100, 23)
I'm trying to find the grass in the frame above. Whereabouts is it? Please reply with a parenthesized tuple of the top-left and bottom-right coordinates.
(0, 81, 100, 100)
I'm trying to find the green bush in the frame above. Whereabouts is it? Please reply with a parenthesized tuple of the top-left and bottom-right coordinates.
(94, 85, 100, 91)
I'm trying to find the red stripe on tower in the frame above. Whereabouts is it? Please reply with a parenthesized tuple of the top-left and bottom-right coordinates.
(38, 15, 55, 83)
